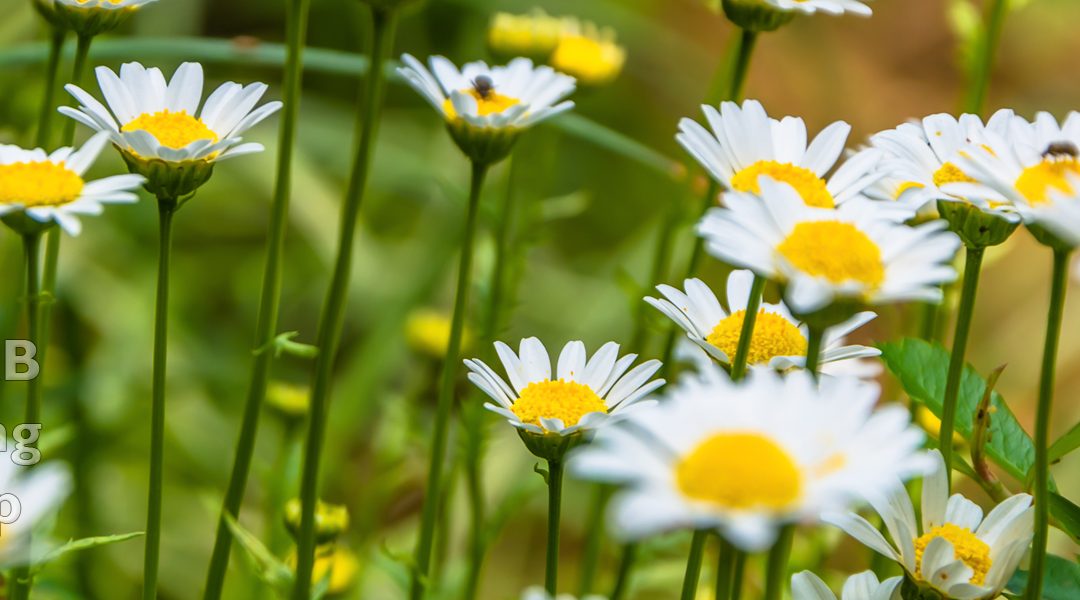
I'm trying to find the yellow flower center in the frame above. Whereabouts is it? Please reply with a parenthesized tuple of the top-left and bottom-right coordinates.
(1015, 157, 1080, 205)
(932, 162, 976, 187)
(730, 160, 835, 208)
(122, 110, 219, 149)
(511, 380, 608, 429)
(550, 35, 626, 86)
(914, 523, 993, 586)
(777, 222, 885, 288)
(706, 309, 807, 365)
(676, 432, 801, 509)
(487, 10, 563, 56)
(0, 161, 85, 207)
(442, 89, 522, 119)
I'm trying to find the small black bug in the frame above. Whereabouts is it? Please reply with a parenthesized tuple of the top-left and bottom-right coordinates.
(472, 75, 495, 100)
(1043, 141, 1079, 159)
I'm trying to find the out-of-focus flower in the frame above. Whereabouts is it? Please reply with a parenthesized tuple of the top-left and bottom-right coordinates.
(284, 499, 349, 545)
(646, 270, 879, 373)
(791, 570, 902, 600)
(825, 450, 1033, 600)
(550, 21, 626, 87)
(488, 9, 566, 60)
(53, 0, 159, 37)
(520, 586, 606, 600)
(406, 309, 471, 359)
(285, 544, 359, 596)
(0, 460, 72, 566)
(0, 132, 143, 236)
(571, 365, 930, 550)
(265, 381, 310, 421)
(720, 0, 873, 32)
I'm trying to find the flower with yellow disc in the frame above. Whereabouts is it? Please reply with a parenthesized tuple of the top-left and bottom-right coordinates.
(488, 9, 566, 60)
(825, 450, 1033, 600)
(571, 364, 929, 550)
(549, 20, 626, 87)
(52, 0, 160, 36)
(791, 570, 902, 600)
(646, 270, 880, 375)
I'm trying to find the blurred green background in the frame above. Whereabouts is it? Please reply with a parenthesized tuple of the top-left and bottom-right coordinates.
(1, 0, 1080, 598)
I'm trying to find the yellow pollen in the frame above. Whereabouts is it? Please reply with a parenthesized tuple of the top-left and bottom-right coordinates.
(914, 524, 992, 586)
(511, 379, 607, 429)
(676, 433, 801, 509)
(932, 162, 976, 187)
(122, 110, 218, 149)
(442, 89, 521, 119)
(895, 181, 925, 198)
(550, 34, 626, 86)
(0, 161, 85, 207)
(1015, 157, 1080, 205)
(777, 222, 885, 288)
(730, 160, 835, 208)
(706, 310, 807, 365)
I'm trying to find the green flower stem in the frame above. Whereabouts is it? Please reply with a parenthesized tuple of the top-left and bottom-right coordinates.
(36, 27, 66, 147)
(143, 199, 177, 600)
(577, 485, 613, 595)
(202, 0, 312, 597)
(938, 246, 984, 484)
(545, 458, 565, 595)
(8, 231, 44, 600)
(762, 524, 795, 600)
(1024, 248, 1070, 600)
(409, 160, 489, 600)
(730, 275, 766, 380)
(917, 301, 940, 342)
(61, 33, 93, 144)
(714, 537, 736, 600)
(726, 29, 757, 102)
(291, 8, 398, 599)
(609, 542, 638, 600)
(805, 324, 825, 378)
(730, 551, 747, 600)
(964, 0, 1008, 115)
(679, 530, 709, 600)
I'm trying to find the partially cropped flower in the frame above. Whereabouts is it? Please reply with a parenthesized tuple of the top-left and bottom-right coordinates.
(550, 21, 626, 87)
(0, 132, 143, 236)
(698, 178, 960, 316)
(285, 544, 358, 597)
(464, 338, 662, 445)
(53, 0, 159, 36)
(572, 365, 929, 550)
(285, 498, 349, 545)
(721, 0, 871, 37)
(645, 270, 879, 373)
(677, 100, 902, 220)
(488, 9, 566, 60)
(521, 587, 606, 600)
(953, 111, 1080, 248)
(62, 62, 281, 199)
(0, 460, 72, 566)
(265, 381, 310, 422)
(792, 570, 901, 600)
(762, 0, 872, 17)
(405, 309, 470, 359)
(825, 450, 1033, 600)
(397, 55, 575, 164)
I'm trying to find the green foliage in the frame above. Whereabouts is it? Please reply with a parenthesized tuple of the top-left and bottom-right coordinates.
(1049, 419, 1080, 464)
(1005, 553, 1080, 600)
(29, 532, 143, 577)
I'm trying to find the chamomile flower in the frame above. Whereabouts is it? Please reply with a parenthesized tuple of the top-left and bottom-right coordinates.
(464, 338, 663, 440)
(488, 9, 566, 60)
(825, 450, 1033, 600)
(762, 0, 873, 17)
(792, 571, 902, 600)
(52, 0, 159, 36)
(62, 62, 281, 198)
(645, 270, 880, 373)
(953, 111, 1080, 248)
(677, 100, 902, 220)
(0, 460, 72, 566)
(697, 178, 960, 315)
(397, 55, 575, 163)
(521, 587, 606, 600)
(0, 132, 143, 236)
(571, 365, 929, 550)
(549, 21, 626, 87)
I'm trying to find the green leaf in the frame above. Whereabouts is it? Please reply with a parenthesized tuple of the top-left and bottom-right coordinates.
(879, 338, 1034, 481)
(29, 532, 143, 577)
(1049, 419, 1080, 464)
(1050, 492, 1080, 544)
(1005, 554, 1080, 600)
(223, 514, 295, 592)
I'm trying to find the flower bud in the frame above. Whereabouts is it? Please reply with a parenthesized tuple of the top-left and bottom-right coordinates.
(284, 499, 350, 545)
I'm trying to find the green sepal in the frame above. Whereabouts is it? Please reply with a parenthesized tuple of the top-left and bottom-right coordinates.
(1027, 222, 1077, 253)
(900, 576, 948, 600)
(517, 429, 587, 462)
(1, 212, 57, 237)
(447, 120, 521, 167)
(937, 200, 1018, 248)
(120, 149, 215, 202)
(721, 0, 796, 32)
(53, 4, 138, 37)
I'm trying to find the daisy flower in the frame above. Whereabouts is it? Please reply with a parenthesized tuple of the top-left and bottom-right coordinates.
(549, 20, 626, 87)
(488, 9, 566, 60)
(464, 338, 663, 439)
(521, 587, 605, 600)
(571, 365, 929, 550)
(0, 132, 144, 236)
(0, 460, 72, 566)
(825, 450, 1033, 600)
(791, 571, 902, 600)
(697, 178, 960, 315)
(52, 0, 159, 36)
(763, 0, 873, 17)
(676, 100, 902, 220)
(953, 111, 1080, 247)
(645, 270, 880, 373)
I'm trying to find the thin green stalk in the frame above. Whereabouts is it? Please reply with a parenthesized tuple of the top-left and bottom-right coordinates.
(609, 542, 638, 600)
(577, 486, 612, 595)
(291, 8, 398, 599)
(1024, 249, 1070, 600)
(805, 325, 825, 378)
(545, 459, 565, 595)
(714, 538, 736, 600)
(679, 530, 709, 600)
(36, 28, 66, 147)
(61, 33, 93, 145)
(730, 275, 766, 380)
(730, 551, 746, 600)
(143, 200, 177, 599)
(409, 160, 489, 600)
(8, 231, 44, 600)
(202, 0, 311, 596)
(963, 0, 1008, 115)
(762, 524, 795, 600)
(726, 29, 757, 103)
(938, 247, 984, 484)
(917, 302, 940, 342)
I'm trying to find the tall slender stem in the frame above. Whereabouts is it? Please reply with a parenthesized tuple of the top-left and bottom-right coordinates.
(61, 33, 93, 145)
(609, 542, 638, 600)
(964, 0, 1008, 115)
(291, 8, 398, 599)
(714, 538, 736, 600)
(938, 247, 984, 484)
(730, 551, 747, 600)
(202, 0, 311, 596)
(679, 530, 709, 600)
(143, 201, 177, 599)
(762, 525, 795, 600)
(726, 29, 757, 103)
(730, 275, 766, 380)
(577, 485, 612, 595)
(1024, 249, 1070, 600)
(409, 160, 489, 600)
(805, 325, 825, 378)
(545, 459, 565, 595)
(36, 28, 66, 147)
